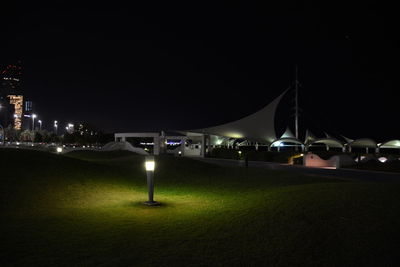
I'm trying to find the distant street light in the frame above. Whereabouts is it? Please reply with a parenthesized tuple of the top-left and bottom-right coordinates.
(66, 123, 74, 133)
(32, 114, 37, 131)
(54, 120, 58, 135)
(38, 120, 42, 130)
(56, 147, 63, 153)
(144, 156, 159, 206)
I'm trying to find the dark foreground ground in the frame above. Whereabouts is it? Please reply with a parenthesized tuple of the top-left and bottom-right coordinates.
(1, 148, 400, 266)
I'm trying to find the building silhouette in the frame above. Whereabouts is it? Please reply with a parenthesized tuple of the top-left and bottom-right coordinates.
(0, 61, 27, 130)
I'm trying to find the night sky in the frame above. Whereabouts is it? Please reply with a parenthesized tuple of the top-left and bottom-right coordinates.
(1, 2, 398, 141)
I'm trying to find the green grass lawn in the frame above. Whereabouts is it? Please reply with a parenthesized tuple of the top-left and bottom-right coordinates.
(1, 148, 400, 266)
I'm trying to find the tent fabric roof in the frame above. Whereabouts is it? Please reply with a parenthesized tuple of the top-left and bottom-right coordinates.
(188, 90, 288, 144)
(270, 137, 303, 147)
(379, 140, 400, 148)
(280, 126, 295, 139)
(341, 135, 354, 144)
(304, 129, 316, 144)
(324, 132, 334, 139)
(308, 138, 344, 148)
(348, 138, 377, 148)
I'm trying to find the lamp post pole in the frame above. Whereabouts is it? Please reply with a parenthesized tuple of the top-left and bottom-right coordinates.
(147, 168, 154, 202)
(144, 156, 159, 206)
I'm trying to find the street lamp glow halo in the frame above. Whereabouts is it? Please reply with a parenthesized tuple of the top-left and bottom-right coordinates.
(145, 161, 155, 171)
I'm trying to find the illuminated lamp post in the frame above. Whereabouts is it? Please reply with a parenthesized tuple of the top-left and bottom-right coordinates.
(54, 120, 58, 135)
(38, 120, 42, 130)
(144, 156, 159, 206)
(32, 114, 37, 131)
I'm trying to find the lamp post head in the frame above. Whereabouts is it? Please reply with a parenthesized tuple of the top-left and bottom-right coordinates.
(145, 156, 155, 171)
(32, 114, 37, 119)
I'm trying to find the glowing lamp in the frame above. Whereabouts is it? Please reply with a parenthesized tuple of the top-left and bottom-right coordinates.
(56, 147, 63, 153)
(145, 159, 155, 171)
(144, 156, 159, 206)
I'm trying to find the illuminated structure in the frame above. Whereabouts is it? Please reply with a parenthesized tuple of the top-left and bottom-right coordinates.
(7, 95, 23, 130)
(1, 61, 25, 130)
(25, 100, 32, 112)
(22, 100, 34, 130)
(1, 62, 21, 93)
(114, 85, 400, 157)
(66, 123, 74, 134)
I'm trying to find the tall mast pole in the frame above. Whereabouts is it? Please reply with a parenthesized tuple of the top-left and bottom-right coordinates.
(295, 65, 299, 140)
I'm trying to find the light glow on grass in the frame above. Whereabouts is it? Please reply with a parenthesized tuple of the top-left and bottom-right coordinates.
(3, 149, 400, 266)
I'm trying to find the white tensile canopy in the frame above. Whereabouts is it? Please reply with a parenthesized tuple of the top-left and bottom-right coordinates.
(308, 138, 344, 149)
(348, 138, 377, 148)
(188, 90, 287, 144)
(304, 129, 317, 144)
(379, 139, 400, 148)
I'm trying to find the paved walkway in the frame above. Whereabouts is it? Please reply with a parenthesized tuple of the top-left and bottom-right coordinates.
(192, 157, 400, 182)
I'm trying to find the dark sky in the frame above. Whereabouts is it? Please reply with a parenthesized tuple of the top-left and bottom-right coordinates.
(1, 2, 398, 141)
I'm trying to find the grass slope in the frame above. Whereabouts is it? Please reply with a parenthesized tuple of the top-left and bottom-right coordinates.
(1, 148, 400, 266)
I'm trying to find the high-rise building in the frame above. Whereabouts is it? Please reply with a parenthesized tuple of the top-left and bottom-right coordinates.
(1, 61, 21, 94)
(7, 95, 23, 130)
(25, 100, 33, 112)
(1, 61, 24, 130)
(22, 99, 34, 130)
